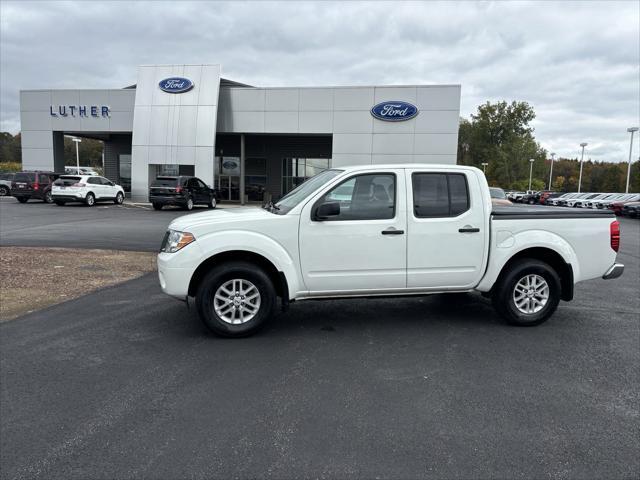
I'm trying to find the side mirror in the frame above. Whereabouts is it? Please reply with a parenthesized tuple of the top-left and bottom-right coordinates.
(315, 201, 340, 220)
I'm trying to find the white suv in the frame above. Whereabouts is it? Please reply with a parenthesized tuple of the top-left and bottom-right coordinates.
(52, 175, 125, 206)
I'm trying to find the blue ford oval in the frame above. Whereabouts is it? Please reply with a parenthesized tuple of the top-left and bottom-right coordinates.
(371, 101, 418, 121)
(158, 77, 194, 94)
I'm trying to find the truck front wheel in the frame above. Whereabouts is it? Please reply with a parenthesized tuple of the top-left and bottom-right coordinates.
(195, 261, 277, 337)
(492, 259, 561, 326)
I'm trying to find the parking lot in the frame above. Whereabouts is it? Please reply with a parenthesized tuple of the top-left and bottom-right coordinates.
(0, 197, 638, 479)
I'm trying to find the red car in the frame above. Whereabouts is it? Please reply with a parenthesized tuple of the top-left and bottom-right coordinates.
(539, 191, 559, 205)
(611, 196, 640, 215)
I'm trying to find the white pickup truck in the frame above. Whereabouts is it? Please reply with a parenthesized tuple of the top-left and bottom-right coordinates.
(158, 164, 624, 337)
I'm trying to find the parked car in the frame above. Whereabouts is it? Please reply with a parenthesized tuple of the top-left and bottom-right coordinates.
(64, 166, 99, 176)
(149, 176, 217, 211)
(574, 193, 612, 208)
(157, 164, 623, 337)
(0, 172, 15, 196)
(509, 191, 526, 203)
(51, 175, 124, 206)
(520, 190, 540, 205)
(489, 187, 512, 206)
(621, 201, 640, 218)
(547, 193, 575, 206)
(539, 191, 559, 205)
(610, 195, 640, 215)
(11, 171, 60, 203)
(595, 193, 638, 210)
(560, 193, 596, 207)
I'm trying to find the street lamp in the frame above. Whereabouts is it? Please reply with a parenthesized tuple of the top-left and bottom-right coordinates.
(72, 137, 82, 174)
(626, 127, 638, 193)
(578, 142, 587, 193)
(481, 162, 488, 174)
(528, 158, 535, 191)
(548, 152, 556, 190)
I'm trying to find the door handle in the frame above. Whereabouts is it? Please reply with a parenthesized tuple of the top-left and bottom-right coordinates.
(381, 227, 405, 235)
(459, 226, 480, 233)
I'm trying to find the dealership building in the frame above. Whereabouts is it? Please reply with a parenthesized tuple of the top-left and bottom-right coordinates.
(19, 64, 461, 202)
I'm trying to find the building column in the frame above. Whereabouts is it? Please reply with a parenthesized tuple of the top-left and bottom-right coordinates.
(240, 134, 246, 205)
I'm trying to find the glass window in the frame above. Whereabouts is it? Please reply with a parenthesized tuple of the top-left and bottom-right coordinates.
(275, 169, 342, 214)
(38, 174, 51, 184)
(196, 179, 207, 189)
(412, 173, 470, 218)
(449, 174, 470, 215)
(87, 177, 100, 185)
(14, 173, 36, 182)
(282, 158, 331, 195)
(99, 177, 112, 186)
(315, 173, 396, 221)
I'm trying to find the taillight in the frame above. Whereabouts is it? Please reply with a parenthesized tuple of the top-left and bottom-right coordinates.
(72, 182, 86, 187)
(610, 220, 620, 252)
(33, 182, 39, 190)
(175, 186, 182, 194)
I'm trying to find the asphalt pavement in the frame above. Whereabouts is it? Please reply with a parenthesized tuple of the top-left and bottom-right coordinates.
(1, 197, 639, 479)
(0, 197, 213, 251)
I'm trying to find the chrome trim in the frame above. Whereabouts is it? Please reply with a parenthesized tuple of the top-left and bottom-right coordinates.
(602, 263, 624, 280)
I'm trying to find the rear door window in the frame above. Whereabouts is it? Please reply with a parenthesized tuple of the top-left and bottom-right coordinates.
(38, 174, 51, 184)
(412, 173, 470, 218)
(87, 177, 101, 185)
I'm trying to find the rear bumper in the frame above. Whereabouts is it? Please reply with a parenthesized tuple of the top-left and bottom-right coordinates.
(149, 195, 187, 206)
(602, 263, 624, 280)
(52, 194, 85, 201)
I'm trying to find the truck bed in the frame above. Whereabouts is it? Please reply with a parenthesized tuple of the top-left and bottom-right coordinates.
(492, 204, 614, 219)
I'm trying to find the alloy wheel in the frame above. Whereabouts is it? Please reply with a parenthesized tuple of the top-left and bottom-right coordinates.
(213, 279, 261, 324)
(512, 274, 549, 314)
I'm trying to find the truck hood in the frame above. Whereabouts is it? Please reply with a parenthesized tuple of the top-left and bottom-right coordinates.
(169, 207, 275, 231)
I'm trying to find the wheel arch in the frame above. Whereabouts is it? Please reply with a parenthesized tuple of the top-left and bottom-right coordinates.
(494, 247, 574, 301)
(188, 250, 290, 304)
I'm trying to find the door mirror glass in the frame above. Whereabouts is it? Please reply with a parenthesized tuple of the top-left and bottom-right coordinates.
(316, 201, 340, 219)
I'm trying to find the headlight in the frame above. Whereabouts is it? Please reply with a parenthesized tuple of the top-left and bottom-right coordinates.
(161, 229, 195, 253)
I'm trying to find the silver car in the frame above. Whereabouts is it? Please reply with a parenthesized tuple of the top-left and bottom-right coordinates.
(0, 172, 15, 196)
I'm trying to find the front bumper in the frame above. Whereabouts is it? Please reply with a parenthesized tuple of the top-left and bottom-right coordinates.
(157, 247, 203, 299)
(602, 263, 624, 280)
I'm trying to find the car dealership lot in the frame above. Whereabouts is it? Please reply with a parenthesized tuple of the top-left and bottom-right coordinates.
(0, 197, 638, 479)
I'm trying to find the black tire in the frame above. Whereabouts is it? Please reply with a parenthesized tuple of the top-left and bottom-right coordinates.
(114, 192, 124, 205)
(152, 202, 163, 211)
(16, 196, 28, 203)
(43, 191, 53, 204)
(208, 196, 217, 209)
(0, 186, 9, 196)
(85, 192, 95, 207)
(491, 258, 561, 326)
(54, 200, 66, 206)
(195, 261, 277, 337)
(184, 197, 194, 211)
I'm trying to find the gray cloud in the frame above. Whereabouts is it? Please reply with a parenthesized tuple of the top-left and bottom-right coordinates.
(1, 0, 638, 162)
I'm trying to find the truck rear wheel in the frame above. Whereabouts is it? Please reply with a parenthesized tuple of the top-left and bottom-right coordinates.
(492, 258, 561, 326)
(195, 261, 276, 337)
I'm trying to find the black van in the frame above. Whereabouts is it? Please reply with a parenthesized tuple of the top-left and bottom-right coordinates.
(149, 176, 217, 211)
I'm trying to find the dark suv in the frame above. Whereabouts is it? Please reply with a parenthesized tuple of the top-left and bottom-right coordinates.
(11, 171, 60, 203)
(149, 176, 217, 211)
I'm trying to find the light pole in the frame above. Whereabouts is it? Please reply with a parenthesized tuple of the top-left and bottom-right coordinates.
(548, 152, 556, 190)
(528, 158, 535, 190)
(626, 127, 638, 193)
(578, 142, 587, 193)
(481, 162, 488, 174)
(72, 137, 82, 173)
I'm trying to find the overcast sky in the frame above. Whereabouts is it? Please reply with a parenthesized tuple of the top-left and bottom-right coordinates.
(1, 1, 638, 162)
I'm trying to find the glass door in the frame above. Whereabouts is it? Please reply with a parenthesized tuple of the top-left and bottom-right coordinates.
(216, 156, 241, 202)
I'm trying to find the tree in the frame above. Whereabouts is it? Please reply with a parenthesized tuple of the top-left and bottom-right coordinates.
(457, 101, 546, 189)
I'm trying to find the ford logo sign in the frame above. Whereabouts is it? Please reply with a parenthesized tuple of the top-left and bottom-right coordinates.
(158, 77, 194, 94)
(370, 101, 418, 122)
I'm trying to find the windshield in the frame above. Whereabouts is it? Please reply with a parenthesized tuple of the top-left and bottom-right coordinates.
(273, 169, 343, 214)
